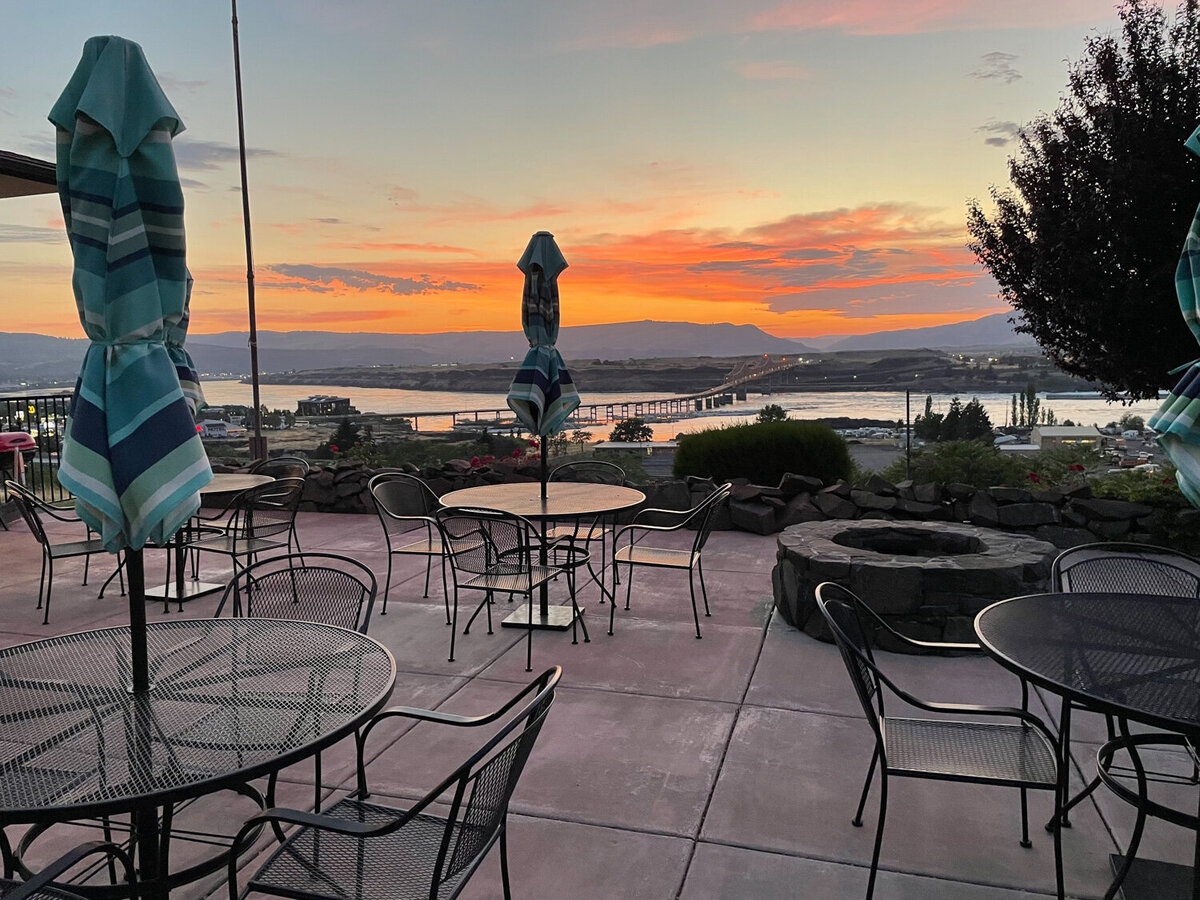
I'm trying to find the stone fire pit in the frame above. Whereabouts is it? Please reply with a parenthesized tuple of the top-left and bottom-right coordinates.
(772, 520, 1057, 650)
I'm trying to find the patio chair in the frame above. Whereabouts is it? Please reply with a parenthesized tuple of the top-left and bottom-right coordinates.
(815, 582, 1063, 900)
(0, 840, 135, 900)
(227, 666, 561, 900)
(4, 480, 124, 625)
(611, 482, 731, 638)
(437, 507, 583, 672)
(368, 472, 448, 618)
(546, 460, 626, 595)
(182, 477, 304, 609)
(1047, 541, 1200, 830)
(215, 551, 377, 812)
(248, 457, 310, 553)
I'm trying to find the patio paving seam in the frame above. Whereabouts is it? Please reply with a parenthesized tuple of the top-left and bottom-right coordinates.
(674, 605, 774, 899)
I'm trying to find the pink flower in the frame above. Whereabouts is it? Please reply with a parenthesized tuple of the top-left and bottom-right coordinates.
(470, 456, 481, 468)
(330, 444, 339, 453)
(1026, 472, 1041, 483)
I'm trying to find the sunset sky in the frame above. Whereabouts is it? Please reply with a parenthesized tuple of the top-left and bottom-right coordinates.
(0, 1, 1145, 339)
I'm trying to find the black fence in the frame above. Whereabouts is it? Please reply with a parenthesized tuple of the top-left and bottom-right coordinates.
(0, 393, 72, 503)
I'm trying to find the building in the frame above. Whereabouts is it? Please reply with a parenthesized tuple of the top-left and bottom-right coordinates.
(296, 395, 351, 416)
(1030, 425, 1101, 452)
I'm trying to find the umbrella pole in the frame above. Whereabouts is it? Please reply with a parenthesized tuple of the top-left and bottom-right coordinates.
(540, 440, 548, 502)
(127, 548, 150, 694)
(231, 0, 266, 462)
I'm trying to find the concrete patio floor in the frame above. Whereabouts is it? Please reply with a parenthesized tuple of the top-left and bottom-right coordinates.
(1, 509, 1196, 899)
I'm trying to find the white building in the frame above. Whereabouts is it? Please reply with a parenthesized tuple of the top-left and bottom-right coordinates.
(1030, 425, 1101, 451)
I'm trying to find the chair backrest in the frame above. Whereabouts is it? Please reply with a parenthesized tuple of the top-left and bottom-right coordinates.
(815, 583, 886, 743)
(4, 480, 49, 548)
(549, 460, 626, 485)
(215, 552, 376, 632)
(227, 477, 305, 541)
(688, 483, 732, 558)
(1053, 541, 1200, 597)
(248, 456, 310, 479)
(436, 506, 536, 578)
(375, 667, 560, 895)
(368, 472, 441, 536)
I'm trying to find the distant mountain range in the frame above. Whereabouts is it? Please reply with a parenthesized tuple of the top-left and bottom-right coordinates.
(803, 312, 1035, 352)
(0, 313, 1036, 386)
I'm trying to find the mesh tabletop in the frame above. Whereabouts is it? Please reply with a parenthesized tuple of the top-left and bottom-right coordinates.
(975, 593, 1200, 737)
(0, 620, 395, 821)
(440, 482, 645, 520)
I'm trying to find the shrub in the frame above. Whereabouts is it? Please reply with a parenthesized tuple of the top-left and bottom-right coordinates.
(880, 440, 1029, 488)
(672, 421, 851, 485)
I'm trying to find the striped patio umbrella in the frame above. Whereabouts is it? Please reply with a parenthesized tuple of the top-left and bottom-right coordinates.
(506, 232, 580, 494)
(50, 36, 212, 690)
(1150, 126, 1200, 505)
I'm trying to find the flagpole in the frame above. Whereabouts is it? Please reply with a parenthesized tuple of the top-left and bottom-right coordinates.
(232, 0, 266, 461)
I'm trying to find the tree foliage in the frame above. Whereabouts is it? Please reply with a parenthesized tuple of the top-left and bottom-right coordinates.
(967, 0, 1200, 400)
(913, 395, 994, 441)
(757, 403, 788, 423)
(609, 417, 654, 442)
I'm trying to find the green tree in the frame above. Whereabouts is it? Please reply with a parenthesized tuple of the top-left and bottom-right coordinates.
(913, 395, 944, 441)
(570, 429, 594, 452)
(609, 417, 653, 442)
(967, 0, 1200, 400)
(329, 417, 361, 452)
(757, 403, 788, 424)
(960, 397, 994, 440)
(1119, 413, 1146, 431)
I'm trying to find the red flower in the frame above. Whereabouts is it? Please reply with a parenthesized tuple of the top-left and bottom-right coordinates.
(528, 439, 540, 448)
(512, 448, 523, 459)
(330, 444, 339, 453)
(470, 456, 481, 467)
(1026, 472, 1041, 483)
(1067, 463, 1085, 473)
(482, 454, 495, 464)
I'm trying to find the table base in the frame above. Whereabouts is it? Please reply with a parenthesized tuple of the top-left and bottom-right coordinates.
(501, 604, 582, 631)
(1110, 854, 1195, 899)
(144, 581, 223, 602)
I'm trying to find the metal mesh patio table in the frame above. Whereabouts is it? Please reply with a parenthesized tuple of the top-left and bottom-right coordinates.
(976, 592, 1200, 900)
(0, 619, 396, 896)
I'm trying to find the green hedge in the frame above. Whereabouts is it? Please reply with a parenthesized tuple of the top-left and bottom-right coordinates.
(672, 421, 851, 485)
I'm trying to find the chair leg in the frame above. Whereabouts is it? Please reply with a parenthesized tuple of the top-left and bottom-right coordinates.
(1047, 697, 1074, 831)
(440, 557, 451, 625)
(448, 583, 459, 663)
(687, 569, 702, 639)
(381, 552, 394, 615)
(500, 826, 513, 900)
(697, 557, 711, 616)
(82, 548, 90, 586)
(1019, 787, 1031, 848)
(1104, 729, 1149, 900)
(422, 552, 432, 598)
(853, 747, 879, 827)
(41, 556, 53, 625)
(525, 592, 533, 673)
(624, 562, 633, 611)
(36, 552, 47, 611)
(866, 771, 887, 900)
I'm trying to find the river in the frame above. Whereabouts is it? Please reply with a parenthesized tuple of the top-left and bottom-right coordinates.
(198, 380, 1164, 442)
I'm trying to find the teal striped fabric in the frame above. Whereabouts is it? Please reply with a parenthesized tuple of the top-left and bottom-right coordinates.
(50, 36, 212, 551)
(506, 232, 581, 437)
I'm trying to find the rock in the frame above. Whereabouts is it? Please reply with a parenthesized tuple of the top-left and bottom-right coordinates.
(946, 482, 975, 499)
(848, 563, 923, 615)
(988, 486, 1033, 504)
(1069, 497, 1153, 521)
(729, 499, 777, 535)
(1088, 518, 1132, 539)
(778, 494, 824, 526)
(820, 481, 853, 499)
(813, 492, 858, 519)
(893, 498, 947, 519)
(1028, 488, 1064, 504)
(912, 482, 942, 504)
(1060, 482, 1094, 500)
(779, 473, 825, 496)
(995, 502, 1060, 528)
(850, 490, 897, 511)
(729, 483, 763, 502)
(1034, 524, 1096, 549)
(772, 558, 803, 627)
(968, 492, 1000, 527)
(865, 474, 898, 496)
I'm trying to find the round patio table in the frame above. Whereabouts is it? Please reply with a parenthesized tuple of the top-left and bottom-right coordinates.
(975, 592, 1200, 900)
(0, 618, 396, 897)
(440, 482, 645, 629)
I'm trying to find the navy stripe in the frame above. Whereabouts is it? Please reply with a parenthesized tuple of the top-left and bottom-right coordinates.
(109, 398, 195, 494)
(107, 245, 152, 272)
(69, 396, 111, 456)
(114, 199, 183, 217)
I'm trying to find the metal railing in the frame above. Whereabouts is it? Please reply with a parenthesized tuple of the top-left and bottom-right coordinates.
(0, 393, 72, 503)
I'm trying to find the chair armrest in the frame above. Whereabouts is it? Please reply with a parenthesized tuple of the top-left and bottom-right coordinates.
(6, 842, 135, 900)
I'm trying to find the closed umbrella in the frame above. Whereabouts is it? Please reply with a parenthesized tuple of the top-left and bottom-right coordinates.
(1150, 125, 1200, 505)
(50, 36, 213, 693)
(506, 231, 581, 499)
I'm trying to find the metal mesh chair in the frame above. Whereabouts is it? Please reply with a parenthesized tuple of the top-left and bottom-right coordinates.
(1048, 542, 1200, 831)
(0, 841, 134, 900)
(546, 461, 626, 595)
(611, 483, 731, 638)
(183, 477, 304, 599)
(228, 667, 561, 900)
(4, 480, 124, 625)
(248, 458, 310, 553)
(815, 582, 1064, 900)
(215, 552, 377, 812)
(437, 507, 580, 672)
(368, 472, 448, 618)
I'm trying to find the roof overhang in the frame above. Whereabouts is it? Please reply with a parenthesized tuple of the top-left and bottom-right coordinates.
(0, 151, 56, 199)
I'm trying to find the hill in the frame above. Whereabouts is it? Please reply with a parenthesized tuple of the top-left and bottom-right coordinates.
(805, 312, 1036, 352)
